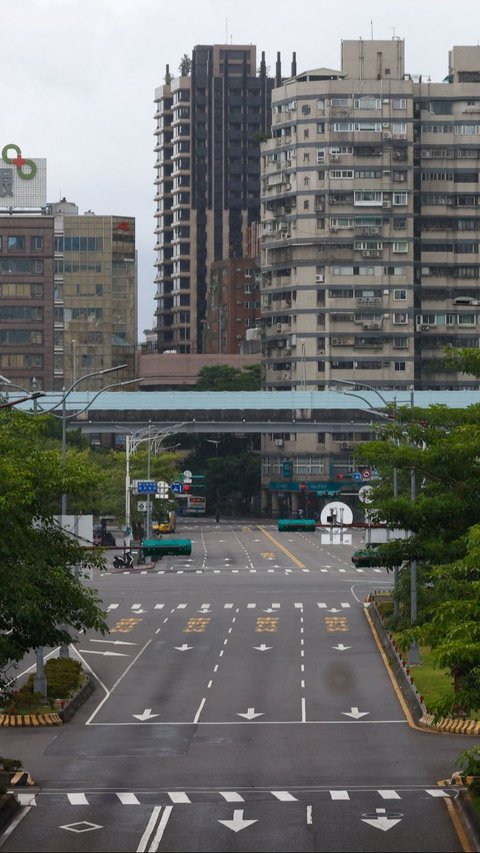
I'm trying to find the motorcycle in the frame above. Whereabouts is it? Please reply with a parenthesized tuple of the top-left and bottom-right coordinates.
(113, 551, 134, 569)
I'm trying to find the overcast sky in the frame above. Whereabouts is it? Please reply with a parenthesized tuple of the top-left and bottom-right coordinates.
(2, 0, 479, 338)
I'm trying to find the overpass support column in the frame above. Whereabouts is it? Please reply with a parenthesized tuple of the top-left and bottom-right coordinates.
(271, 490, 280, 517)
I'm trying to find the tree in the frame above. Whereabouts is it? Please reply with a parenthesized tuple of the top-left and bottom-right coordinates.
(195, 364, 261, 391)
(356, 348, 480, 713)
(178, 54, 191, 76)
(0, 412, 108, 700)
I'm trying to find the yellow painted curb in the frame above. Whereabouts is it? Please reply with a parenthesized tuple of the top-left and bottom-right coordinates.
(0, 712, 62, 728)
(421, 714, 480, 735)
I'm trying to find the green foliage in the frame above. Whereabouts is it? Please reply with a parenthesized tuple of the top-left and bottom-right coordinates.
(195, 364, 261, 391)
(456, 745, 480, 793)
(358, 390, 480, 715)
(178, 54, 191, 76)
(0, 411, 108, 702)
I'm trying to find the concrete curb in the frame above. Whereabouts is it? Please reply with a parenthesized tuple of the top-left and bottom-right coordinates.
(452, 789, 480, 853)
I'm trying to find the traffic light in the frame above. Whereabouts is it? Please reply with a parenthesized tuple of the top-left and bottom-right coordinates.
(299, 483, 307, 492)
(183, 483, 191, 493)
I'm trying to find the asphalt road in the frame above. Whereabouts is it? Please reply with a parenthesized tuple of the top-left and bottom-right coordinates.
(0, 519, 475, 852)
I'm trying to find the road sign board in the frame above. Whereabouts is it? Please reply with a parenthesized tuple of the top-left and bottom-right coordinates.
(320, 501, 353, 526)
(171, 481, 184, 493)
(358, 486, 373, 504)
(183, 469, 192, 483)
(353, 471, 362, 481)
(137, 501, 148, 512)
(136, 480, 158, 494)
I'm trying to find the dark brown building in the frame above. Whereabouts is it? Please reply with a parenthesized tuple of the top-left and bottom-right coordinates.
(0, 215, 55, 390)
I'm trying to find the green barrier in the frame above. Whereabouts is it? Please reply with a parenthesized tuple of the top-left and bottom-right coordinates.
(141, 538, 192, 559)
(277, 519, 316, 532)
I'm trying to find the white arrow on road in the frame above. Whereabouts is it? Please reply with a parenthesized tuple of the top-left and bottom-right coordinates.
(262, 608, 277, 613)
(132, 708, 159, 721)
(77, 649, 129, 657)
(90, 639, 138, 646)
(361, 809, 402, 831)
(332, 643, 351, 651)
(237, 707, 264, 720)
(253, 644, 272, 652)
(342, 706, 370, 719)
(218, 809, 258, 833)
(328, 608, 342, 613)
(174, 644, 193, 651)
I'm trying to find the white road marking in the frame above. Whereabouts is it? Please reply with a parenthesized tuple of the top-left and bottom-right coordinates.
(220, 791, 245, 802)
(168, 792, 190, 803)
(193, 698, 206, 723)
(272, 791, 298, 801)
(67, 793, 88, 804)
(378, 790, 401, 799)
(117, 792, 140, 804)
(330, 790, 350, 800)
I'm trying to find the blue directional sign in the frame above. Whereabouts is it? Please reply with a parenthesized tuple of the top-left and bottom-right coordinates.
(171, 481, 184, 494)
(137, 480, 158, 494)
(353, 472, 362, 481)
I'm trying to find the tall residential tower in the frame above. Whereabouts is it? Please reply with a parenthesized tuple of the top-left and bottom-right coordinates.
(153, 44, 293, 353)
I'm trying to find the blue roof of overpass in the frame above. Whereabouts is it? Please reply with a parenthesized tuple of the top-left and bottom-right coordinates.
(10, 389, 480, 414)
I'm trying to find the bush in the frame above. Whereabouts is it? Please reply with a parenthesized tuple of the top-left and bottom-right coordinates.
(2, 659, 84, 713)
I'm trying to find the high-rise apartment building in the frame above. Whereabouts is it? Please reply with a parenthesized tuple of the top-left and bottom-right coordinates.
(153, 44, 292, 353)
(261, 40, 480, 393)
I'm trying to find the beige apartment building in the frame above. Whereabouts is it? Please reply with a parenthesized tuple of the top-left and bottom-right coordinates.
(260, 40, 480, 514)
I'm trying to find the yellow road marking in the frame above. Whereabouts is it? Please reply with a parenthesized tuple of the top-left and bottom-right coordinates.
(184, 617, 210, 633)
(261, 552, 275, 558)
(256, 617, 279, 632)
(258, 526, 306, 569)
(110, 618, 142, 633)
(325, 616, 349, 632)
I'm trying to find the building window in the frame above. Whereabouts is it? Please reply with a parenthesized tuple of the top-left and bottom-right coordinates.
(7, 236, 25, 251)
(392, 241, 408, 253)
(394, 361, 406, 371)
(393, 312, 408, 324)
(393, 289, 407, 300)
(393, 192, 408, 206)
(30, 236, 44, 251)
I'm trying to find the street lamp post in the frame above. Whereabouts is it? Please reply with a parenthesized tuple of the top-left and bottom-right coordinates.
(121, 423, 185, 551)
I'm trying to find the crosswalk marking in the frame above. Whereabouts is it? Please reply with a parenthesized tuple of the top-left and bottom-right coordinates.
(117, 792, 140, 804)
(168, 792, 191, 803)
(271, 791, 298, 801)
(67, 793, 88, 805)
(219, 791, 245, 802)
(17, 788, 454, 808)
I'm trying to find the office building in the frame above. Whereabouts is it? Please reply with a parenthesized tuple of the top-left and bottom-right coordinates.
(153, 44, 293, 353)
(0, 143, 136, 392)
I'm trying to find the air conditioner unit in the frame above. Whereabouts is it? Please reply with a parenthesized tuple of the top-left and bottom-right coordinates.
(276, 323, 282, 331)
(421, 324, 430, 331)
(383, 132, 392, 139)
(362, 250, 371, 257)
(383, 201, 391, 208)
(382, 122, 390, 128)
(331, 153, 339, 160)
(383, 99, 390, 104)
(274, 439, 283, 446)
(371, 322, 382, 329)
(331, 226, 338, 232)
(316, 274, 324, 283)
(422, 267, 431, 275)
(318, 349, 325, 355)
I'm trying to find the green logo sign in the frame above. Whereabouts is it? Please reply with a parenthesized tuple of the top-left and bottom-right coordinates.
(2, 144, 36, 180)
